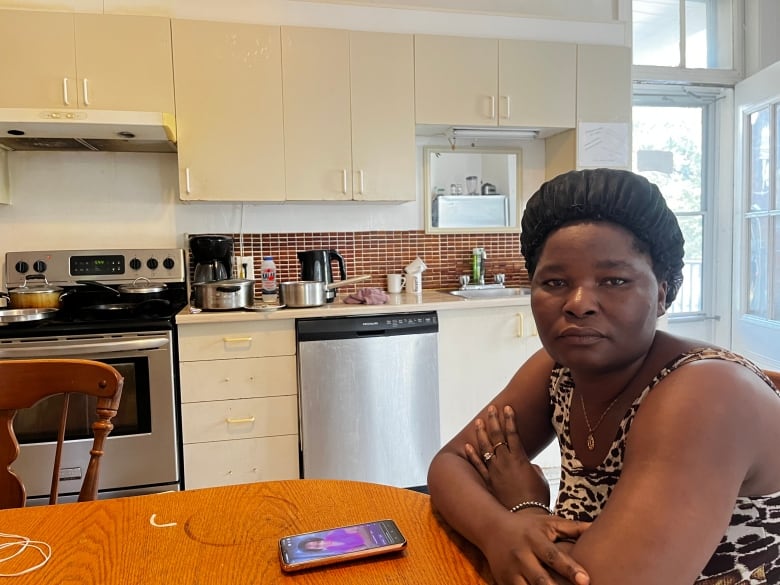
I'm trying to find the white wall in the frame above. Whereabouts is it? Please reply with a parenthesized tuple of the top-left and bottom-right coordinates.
(0, 0, 625, 260)
(745, 0, 780, 76)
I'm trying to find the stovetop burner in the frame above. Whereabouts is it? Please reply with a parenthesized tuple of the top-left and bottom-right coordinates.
(2, 248, 187, 337)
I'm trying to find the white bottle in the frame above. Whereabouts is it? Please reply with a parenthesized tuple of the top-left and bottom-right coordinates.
(261, 256, 278, 304)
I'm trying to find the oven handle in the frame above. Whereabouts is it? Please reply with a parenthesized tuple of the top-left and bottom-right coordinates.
(0, 337, 169, 358)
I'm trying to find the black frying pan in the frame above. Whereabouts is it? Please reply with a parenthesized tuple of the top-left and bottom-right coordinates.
(82, 298, 171, 317)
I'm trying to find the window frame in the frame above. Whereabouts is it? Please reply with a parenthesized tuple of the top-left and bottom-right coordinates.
(632, 0, 744, 85)
(632, 85, 721, 321)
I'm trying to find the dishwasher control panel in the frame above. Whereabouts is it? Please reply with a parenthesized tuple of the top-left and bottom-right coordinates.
(297, 311, 438, 340)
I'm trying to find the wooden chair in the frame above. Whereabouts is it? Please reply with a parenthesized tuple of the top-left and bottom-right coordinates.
(0, 359, 124, 509)
(764, 370, 780, 390)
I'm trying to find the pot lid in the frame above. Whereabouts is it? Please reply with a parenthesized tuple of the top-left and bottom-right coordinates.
(11, 274, 63, 294)
(118, 277, 167, 294)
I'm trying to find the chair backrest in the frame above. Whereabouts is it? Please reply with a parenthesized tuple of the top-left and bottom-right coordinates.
(764, 370, 780, 391)
(0, 359, 123, 509)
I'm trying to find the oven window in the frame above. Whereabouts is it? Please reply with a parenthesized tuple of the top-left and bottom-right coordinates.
(12, 357, 152, 444)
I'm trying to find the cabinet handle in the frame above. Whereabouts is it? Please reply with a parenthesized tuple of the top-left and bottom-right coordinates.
(185, 168, 192, 194)
(489, 95, 496, 120)
(223, 336, 252, 343)
(82, 78, 90, 106)
(516, 312, 524, 337)
(342, 169, 348, 194)
(502, 95, 511, 119)
(62, 78, 70, 105)
(226, 416, 256, 424)
(357, 169, 364, 195)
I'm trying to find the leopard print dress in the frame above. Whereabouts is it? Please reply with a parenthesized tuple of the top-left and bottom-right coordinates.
(550, 348, 780, 584)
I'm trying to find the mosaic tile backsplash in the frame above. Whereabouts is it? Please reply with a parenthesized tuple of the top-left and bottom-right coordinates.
(194, 231, 529, 296)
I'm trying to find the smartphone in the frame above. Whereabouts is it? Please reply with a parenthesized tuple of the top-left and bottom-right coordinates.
(278, 519, 407, 572)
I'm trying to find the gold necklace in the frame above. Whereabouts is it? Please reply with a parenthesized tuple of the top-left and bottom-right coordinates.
(579, 392, 623, 451)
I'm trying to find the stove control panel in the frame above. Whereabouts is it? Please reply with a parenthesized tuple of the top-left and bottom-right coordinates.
(5, 248, 186, 287)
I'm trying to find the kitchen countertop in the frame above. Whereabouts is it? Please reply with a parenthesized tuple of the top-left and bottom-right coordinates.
(175, 289, 531, 324)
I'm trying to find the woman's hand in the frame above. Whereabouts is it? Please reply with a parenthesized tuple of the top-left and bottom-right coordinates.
(481, 513, 591, 585)
(465, 405, 550, 507)
(465, 405, 590, 585)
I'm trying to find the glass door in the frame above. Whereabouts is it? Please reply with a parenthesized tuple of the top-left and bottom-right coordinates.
(732, 62, 780, 368)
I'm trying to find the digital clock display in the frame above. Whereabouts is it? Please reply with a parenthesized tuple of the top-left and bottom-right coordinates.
(70, 255, 125, 276)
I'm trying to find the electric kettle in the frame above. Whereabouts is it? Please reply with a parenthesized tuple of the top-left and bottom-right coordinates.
(297, 249, 347, 303)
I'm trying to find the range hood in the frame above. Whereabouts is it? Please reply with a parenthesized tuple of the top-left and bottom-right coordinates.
(0, 109, 177, 153)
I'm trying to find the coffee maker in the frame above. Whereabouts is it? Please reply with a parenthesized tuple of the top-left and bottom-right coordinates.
(297, 249, 346, 303)
(189, 235, 233, 283)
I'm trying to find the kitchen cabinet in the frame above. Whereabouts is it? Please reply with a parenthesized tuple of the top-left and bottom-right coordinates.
(437, 305, 542, 445)
(533, 44, 632, 175)
(0, 11, 174, 113)
(576, 44, 632, 124)
(414, 35, 576, 129)
(171, 19, 286, 202)
(177, 319, 299, 489)
(282, 27, 416, 201)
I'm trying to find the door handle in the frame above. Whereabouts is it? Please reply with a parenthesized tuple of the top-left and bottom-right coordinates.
(82, 78, 90, 106)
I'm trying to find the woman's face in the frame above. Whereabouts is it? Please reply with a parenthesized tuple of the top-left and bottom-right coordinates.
(530, 221, 667, 374)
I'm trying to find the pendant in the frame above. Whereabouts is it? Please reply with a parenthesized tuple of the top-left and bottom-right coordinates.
(587, 433, 595, 451)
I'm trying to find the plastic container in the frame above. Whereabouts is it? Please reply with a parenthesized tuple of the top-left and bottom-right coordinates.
(261, 256, 279, 303)
(472, 247, 486, 284)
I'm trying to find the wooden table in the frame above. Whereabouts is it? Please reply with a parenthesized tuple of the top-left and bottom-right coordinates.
(0, 479, 494, 584)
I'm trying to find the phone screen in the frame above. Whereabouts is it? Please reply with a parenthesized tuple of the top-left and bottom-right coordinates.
(278, 519, 407, 572)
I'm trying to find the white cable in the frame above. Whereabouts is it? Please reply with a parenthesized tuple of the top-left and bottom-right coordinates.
(238, 202, 245, 278)
(0, 532, 51, 577)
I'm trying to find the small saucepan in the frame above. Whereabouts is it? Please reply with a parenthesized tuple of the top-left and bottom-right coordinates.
(279, 275, 371, 308)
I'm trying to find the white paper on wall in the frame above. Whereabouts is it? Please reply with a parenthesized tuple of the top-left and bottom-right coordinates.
(576, 122, 630, 168)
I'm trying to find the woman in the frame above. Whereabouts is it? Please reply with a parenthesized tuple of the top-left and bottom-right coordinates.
(427, 168, 780, 585)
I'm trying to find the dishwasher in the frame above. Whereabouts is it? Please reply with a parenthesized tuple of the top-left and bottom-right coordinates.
(296, 311, 440, 489)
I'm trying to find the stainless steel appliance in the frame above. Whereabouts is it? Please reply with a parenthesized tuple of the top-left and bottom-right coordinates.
(297, 249, 347, 303)
(1, 248, 188, 505)
(432, 194, 509, 228)
(296, 312, 440, 489)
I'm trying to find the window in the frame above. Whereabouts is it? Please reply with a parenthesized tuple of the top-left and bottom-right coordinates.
(632, 95, 715, 315)
(631, 0, 740, 332)
(744, 104, 780, 319)
(633, 0, 734, 70)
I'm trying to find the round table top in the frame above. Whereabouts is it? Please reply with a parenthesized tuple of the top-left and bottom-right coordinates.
(0, 479, 495, 584)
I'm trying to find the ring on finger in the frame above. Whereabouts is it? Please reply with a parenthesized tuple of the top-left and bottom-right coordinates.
(492, 441, 507, 451)
(482, 451, 494, 463)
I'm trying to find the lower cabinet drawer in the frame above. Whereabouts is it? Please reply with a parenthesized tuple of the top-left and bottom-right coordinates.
(181, 395, 298, 444)
(179, 355, 297, 402)
(183, 435, 300, 489)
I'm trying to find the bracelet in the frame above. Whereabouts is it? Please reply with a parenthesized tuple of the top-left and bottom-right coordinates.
(509, 501, 553, 514)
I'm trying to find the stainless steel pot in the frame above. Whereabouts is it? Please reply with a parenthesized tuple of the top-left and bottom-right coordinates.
(192, 279, 255, 310)
(279, 275, 371, 308)
(7, 274, 64, 309)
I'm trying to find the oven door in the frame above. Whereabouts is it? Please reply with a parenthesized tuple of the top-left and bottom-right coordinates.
(0, 330, 180, 504)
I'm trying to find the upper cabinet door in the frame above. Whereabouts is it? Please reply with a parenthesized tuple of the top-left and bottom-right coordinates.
(415, 35, 499, 126)
(0, 11, 173, 112)
(75, 14, 174, 113)
(350, 31, 415, 202)
(0, 11, 77, 109)
(282, 27, 352, 201)
(499, 40, 576, 128)
(172, 19, 285, 201)
(576, 44, 631, 123)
